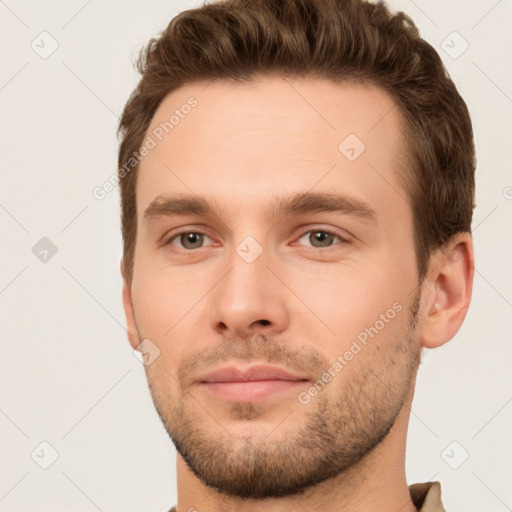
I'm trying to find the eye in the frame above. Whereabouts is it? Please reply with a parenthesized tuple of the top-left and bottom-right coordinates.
(165, 231, 214, 250)
(163, 228, 349, 252)
(295, 229, 348, 249)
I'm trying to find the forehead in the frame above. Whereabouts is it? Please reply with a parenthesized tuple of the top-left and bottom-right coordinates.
(137, 77, 410, 218)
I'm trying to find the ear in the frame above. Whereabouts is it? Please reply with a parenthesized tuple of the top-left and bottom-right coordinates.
(121, 259, 140, 351)
(419, 232, 474, 349)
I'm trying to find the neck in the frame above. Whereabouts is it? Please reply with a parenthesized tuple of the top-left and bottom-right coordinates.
(175, 386, 418, 512)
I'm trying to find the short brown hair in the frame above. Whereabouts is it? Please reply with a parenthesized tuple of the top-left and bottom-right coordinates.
(118, 0, 476, 285)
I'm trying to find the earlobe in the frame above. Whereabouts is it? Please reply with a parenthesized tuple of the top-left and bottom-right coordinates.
(120, 259, 140, 350)
(419, 233, 474, 349)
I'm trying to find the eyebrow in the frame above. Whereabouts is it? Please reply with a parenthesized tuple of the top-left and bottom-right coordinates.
(143, 191, 377, 224)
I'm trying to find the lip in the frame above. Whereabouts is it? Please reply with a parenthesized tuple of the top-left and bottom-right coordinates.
(200, 365, 309, 383)
(197, 365, 309, 402)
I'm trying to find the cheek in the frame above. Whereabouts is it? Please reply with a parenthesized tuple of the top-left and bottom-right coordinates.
(131, 263, 197, 345)
(131, 258, 227, 377)
(285, 256, 412, 343)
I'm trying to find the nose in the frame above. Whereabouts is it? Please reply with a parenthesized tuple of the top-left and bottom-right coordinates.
(209, 247, 289, 339)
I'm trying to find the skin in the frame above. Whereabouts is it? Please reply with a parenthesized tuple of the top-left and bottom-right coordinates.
(121, 77, 474, 512)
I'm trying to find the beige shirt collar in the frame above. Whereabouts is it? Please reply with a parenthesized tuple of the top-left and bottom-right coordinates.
(409, 481, 446, 511)
(167, 480, 446, 512)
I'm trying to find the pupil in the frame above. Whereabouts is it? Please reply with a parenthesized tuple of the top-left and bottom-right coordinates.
(183, 233, 202, 248)
(312, 231, 331, 246)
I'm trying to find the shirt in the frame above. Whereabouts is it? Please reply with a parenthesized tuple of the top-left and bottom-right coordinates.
(167, 480, 446, 511)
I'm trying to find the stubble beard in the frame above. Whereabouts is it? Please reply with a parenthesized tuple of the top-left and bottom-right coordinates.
(142, 293, 422, 499)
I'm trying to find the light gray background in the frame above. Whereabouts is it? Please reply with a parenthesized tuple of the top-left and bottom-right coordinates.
(1, 0, 511, 511)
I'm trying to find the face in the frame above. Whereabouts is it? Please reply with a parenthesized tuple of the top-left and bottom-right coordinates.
(124, 78, 424, 498)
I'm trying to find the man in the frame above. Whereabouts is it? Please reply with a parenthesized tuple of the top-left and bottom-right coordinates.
(118, 0, 475, 510)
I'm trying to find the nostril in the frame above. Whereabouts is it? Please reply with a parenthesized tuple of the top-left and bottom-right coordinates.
(259, 319, 270, 326)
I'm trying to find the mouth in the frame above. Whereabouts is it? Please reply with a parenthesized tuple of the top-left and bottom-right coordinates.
(198, 364, 310, 401)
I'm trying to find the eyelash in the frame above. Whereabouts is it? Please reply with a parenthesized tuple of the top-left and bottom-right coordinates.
(163, 228, 350, 251)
